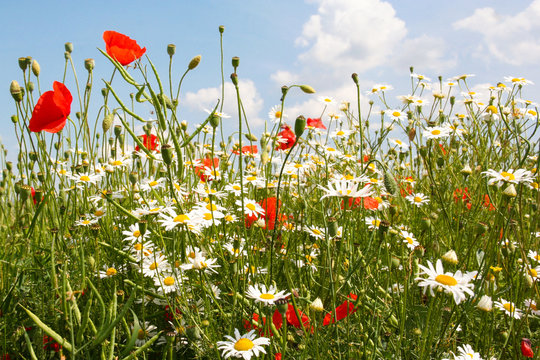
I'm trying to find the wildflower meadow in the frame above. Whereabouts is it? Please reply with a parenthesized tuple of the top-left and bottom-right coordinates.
(1, 28, 539, 359)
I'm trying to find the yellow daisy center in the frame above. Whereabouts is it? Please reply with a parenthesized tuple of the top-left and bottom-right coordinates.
(133, 243, 143, 251)
(260, 293, 275, 300)
(414, 196, 423, 203)
(149, 262, 159, 271)
(503, 303, 514, 313)
(246, 203, 256, 211)
(327, 147, 336, 152)
(234, 338, 255, 351)
(80, 175, 90, 182)
(225, 215, 234, 222)
(163, 277, 175, 286)
(531, 303, 538, 311)
(372, 220, 381, 227)
(133, 230, 141, 237)
(94, 210, 104, 217)
(431, 130, 441, 136)
(82, 220, 91, 225)
(149, 180, 158, 187)
(174, 214, 189, 223)
(106, 267, 117, 276)
(274, 111, 282, 118)
(203, 213, 213, 220)
(406, 237, 414, 244)
(530, 268, 538, 278)
(112, 160, 123, 166)
(336, 131, 345, 136)
(435, 274, 457, 286)
(500, 171, 515, 180)
(206, 204, 217, 211)
(392, 111, 401, 117)
(247, 176, 257, 181)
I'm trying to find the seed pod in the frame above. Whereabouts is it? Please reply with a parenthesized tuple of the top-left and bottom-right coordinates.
(231, 56, 240, 69)
(161, 144, 173, 166)
(10, 80, 23, 102)
(84, 58, 95, 72)
(295, 115, 306, 138)
(384, 172, 399, 196)
(65, 42, 73, 53)
(210, 114, 220, 128)
(300, 84, 316, 94)
(102, 114, 114, 133)
(188, 55, 201, 70)
(167, 44, 176, 56)
(31, 59, 40, 76)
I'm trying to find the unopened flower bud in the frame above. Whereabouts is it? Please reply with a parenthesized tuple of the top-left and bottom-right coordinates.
(31, 60, 40, 76)
(167, 44, 176, 56)
(161, 144, 174, 166)
(230, 73, 238, 86)
(210, 114, 220, 128)
(310, 298, 324, 312)
(502, 184, 517, 198)
(219, 25, 225, 33)
(245, 133, 257, 142)
(10, 80, 22, 102)
(84, 58, 95, 72)
(28, 81, 34, 92)
(181, 121, 188, 130)
(300, 84, 316, 94)
(102, 114, 114, 133)
(11, 115, 18, 124)
(114, 125, 122, 138)
(477, 295, 492, 312)
(384, 172, 399, 196)
(65, 42, 73, 53)
(351, 73, 359, 85)
(294, 115, 306, 138)
(442, 250, 458, 265)
(461, 164, 472, 175)
(188, 55, 201, 70)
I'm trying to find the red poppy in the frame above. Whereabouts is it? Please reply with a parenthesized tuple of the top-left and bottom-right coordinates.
(483, 194, 495, 211)
(103, 31, 146, 66)
(194, 157, 219, 182)
(244, 304, 311, 336)
(323, 293, 357, 326)
(275, 354, 282, 360)
(243, 311, 283, 337)
(43, 335, 61, 352)
(307, 117, 326, 130)
(276, 125, 296, 151)
(283, 304, 311, 329)
(135, 134, 159, 152)
(28, 81, 72, 133)
(521, 338, 534, 358)
(244, 197, 285, 230)
(232, 145, 258, 155)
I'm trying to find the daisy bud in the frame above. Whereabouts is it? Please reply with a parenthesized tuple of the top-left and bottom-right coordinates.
(294, 115, 306, 138)
(181, 121, 188, 130)
(261, 151, 269, 165)
(167, 44, 176, 56)
(461, 164, 472, 175)
(476, 295, 492, 312)
(328, 217, 338, 238)
(84, 58, 95, 72)
(10, 80, 23, 102)
(31, 59, 40, 76)
(351, 73, 359, 85)
(161, 144, 174, 166)
(245, 133, 258, 142)
(442, 250, 458, 265)
(299, 84, 316, 94)
(188, 55, 201, 70)
(230, 73, 238, 86)
(310, 297, 324, 312)
(6, 162, 12, 172)
(65, 42, 73, 53)
(450, 96, 455, 106)
(219, 25, 225, 33)
(502, 184, 517, 198)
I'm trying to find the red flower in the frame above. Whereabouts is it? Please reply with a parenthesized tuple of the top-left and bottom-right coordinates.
(521, 338, 534, 358)
(135, 134, 159, 152)
(483, 194, 495, 211)
(276, 125, 296, 151)
(244, 197, 285, 230)
(323, 293, 357, 326)
(232, 145, 258, 155)
(307, 117, 326, 130)
(283, 304, 311, 329)
(43, 335, 61, 352)
(103, 31, 146, 66)
(29, 81, 72, 133)
(436, 143, 447, 155)
(194, 157, 219, 182)
(244, 304, 311, 336)
(275, 353, 282, 360)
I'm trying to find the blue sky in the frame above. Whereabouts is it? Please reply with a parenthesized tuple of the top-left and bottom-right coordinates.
(1, 0, 539, 159)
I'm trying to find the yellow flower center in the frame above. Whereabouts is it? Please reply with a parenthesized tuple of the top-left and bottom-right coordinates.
(336, 131, 345, 136)
(174, 214, 189, 223)
(234, 338, 255, 351)
(414, 196, 423, 203)
(395, 139, 402, 145)
(82, 220, 91, 225)
(94, 210, 104, 217)
(205, 204, 217, 211)
(500, 171, 515, 180)
(392, 111, 401, 117)
(372, 220, 381, 227)
(431, 130, 441, 136)
(406, 237, 414, 244)
(134, 243, 143, 251)
(225, 215, 234, 222)
(247, 176, 257, 181)
(375, 197, 383, 204)
(312, 229, 322, 235)
(133, 230, 141, 238)
(112, 160, 123, 166)
(149, 181, 158, 187)
(203, 213, 213, 220)
(106, 267, 117, 276)
(149, 262, 159, 271)
(137, 329, 146, 340)
(80, 175, 90, 182)
(188, 251, 196, 259)
(435, 274, 457, 286)
(260, 293, 275, 300)
(246, 203, 256, 211)
(530, 268, 538, 278)
(327, 147, 336, 152)
(511, 78, 521, 82)
(503, 303, 514, 313)
(324, 98, 332, 103)
(163, 277, 175, 286)
(274, 111, 282, 118)
(233, 185, 241, 190)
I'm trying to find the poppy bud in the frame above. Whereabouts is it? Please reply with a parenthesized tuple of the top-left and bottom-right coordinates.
(230, 73, 238, 86)
(32, 59, 40, 76)
(245, 133, 257, 141)
(65, 42, 73, 53)
(84, 58, 95, 72)
(327, 217, 338, 238)
(167, 44, 176, 56)
(188, 55, 201, 70)
(521, 338, 534, 358)
(294, 115, 306, 138)
(450, 96, 455, 106)
(10, 80, 23, 102)
(384, 172, 399, 196)
(101, 88, 108, 97)
(129, 172, 138, 185)
(18, 57, 29, 71)
(300, 85, 316, 94)
(461, 164, 472, 175)
(219, 25, 225, 33)
(442, 250, 458, 265)
(231, 56, 240, 69)
(11, 115, 18, 124)
(102, 114, 114, 133)
(138, 220, 147, 236)
(210, 114, 220, 128)
(28, 81, 34, 92)
(161, 144, 173, 166)
(113, 125, 123, 139)
(276, 298, 288, 315)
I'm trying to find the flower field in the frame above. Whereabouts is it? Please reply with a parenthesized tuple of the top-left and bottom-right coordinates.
(1, 29, 539, 359)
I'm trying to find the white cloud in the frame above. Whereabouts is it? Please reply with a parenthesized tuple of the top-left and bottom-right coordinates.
(296, 0, 408, 74)
(183, 79, 265, 128)
(453, 1, 540, 65)
(270, 70, 300, 86)
(393, 35, 457, 72)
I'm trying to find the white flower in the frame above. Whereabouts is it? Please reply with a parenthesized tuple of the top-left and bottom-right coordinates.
(405, 193, 430, 207)
(268, 105, 286, 123)
(423, 126, 452, 139)
(385, 109, 407, 122)
(494, 298, 522, 319)
(399, 230, 419, 250)
(454, 344, 483, 360)
(245, 284, 289, 306)
(476, 295, 492, 312)
(217, 329, 270, 360)
(319, 181, 372, 199)
(482, 168, 534, 186)
(416, 259, 474, 304)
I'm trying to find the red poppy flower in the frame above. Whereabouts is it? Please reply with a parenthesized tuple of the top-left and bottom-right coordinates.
(483, 194, 495, 211)
(135, 134, 159, 152)
(103, 31, 146, 66)
(232, 145, 258, 155)
(194, 157, 219, 182)
(43, 335, 61, 352)
(323, 293, 357, 326)
(521, 338, 534, 358)
(28, 81, 72, 133)
(275, 354, 282, 360)
(276, 125, 296, 151)
(307, 117, 326, 130)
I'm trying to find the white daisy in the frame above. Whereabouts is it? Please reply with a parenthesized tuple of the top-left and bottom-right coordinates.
(482, 168, 534, 186)
(415, 259, 474, 304)
(245, 284, 289, 306)
(494, 298, 522, 319)
(217, 329, 270, 360)
(319, 181, 372, 199)
(423, 126, 452, 140)
(406, 193, 430, 207)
